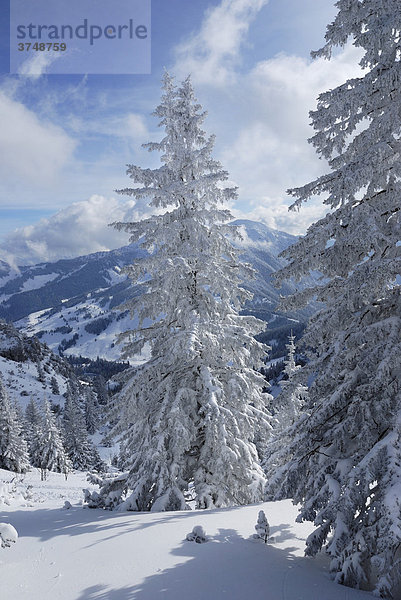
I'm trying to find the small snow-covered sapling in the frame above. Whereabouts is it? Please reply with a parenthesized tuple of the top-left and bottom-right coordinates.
(186, 525, 208, 544)
(254, 510, 270, 543)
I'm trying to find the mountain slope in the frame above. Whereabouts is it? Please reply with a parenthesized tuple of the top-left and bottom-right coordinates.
(0, 320, 84, 410)
(0, 244, 146, 323)
(0, 221, 310, 361)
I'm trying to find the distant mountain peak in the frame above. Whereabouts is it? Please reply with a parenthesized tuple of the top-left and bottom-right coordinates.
(232, 220, 296, 256)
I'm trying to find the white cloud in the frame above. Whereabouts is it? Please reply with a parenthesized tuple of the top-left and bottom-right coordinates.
(0, 90, 76, 187)
(0, 195, 155, 266)
(0, 0, 367, 252)
(173, 0, 269, 85)
(125, 114, 149, 140)
(169, 0, 365, 235)
(18, 51, 61, 78)
(67, 111, 150, 142)
(217, 44, 364, 234)
(0, 81, 151, 211)
(232, 198, 329, 237)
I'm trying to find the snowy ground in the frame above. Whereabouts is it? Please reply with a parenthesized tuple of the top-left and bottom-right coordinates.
(0, 469, 371, 600)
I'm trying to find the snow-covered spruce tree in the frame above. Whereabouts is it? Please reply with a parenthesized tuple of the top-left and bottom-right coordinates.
(271, 2, 401, 596)
(276, 332, 307, 423)
(0, 376, 29, 473)
(254, 510, 270, 543)
(63, 385, 103, 471)
(93, 375, 109, 406)
(36, 359, 46, 385)
(24, 397, 43, 467)
(37, 398, 71, 479)
(84, 388, 99, 435)
(96, 73, 270, 511)
(25, 397, 41, 433)
(263, 334, 307, 497)
(50, 376, 60, 396)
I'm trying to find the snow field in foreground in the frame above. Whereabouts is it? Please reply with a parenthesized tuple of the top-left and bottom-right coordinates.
(0, 469, 370, 600)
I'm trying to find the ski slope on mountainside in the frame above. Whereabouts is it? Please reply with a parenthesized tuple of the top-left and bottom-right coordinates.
(1, 469, 371, 600)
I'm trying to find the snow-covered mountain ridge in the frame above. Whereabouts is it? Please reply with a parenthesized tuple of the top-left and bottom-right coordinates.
(0, 220, 308, 361)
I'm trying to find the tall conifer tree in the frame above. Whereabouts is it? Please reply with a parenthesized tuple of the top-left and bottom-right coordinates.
(37, 398, 71, 478)
(272, 2, 401, 595)
(95, 74, 270, 511)
(0, 376, 29, 473)
(25, 397, 43, 467)
(63, 385, 102, 471)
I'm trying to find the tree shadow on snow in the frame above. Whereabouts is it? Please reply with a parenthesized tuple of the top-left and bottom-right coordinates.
(73, 526, 313, 600)
(6, 506, 371, 599)
(4, 506, 137, 543)
(73, 522, 371, 600)
(270, 523, 300, 543)
(6, 503, 247, 545)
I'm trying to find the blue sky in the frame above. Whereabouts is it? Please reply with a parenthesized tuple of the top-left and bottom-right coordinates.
(0, 0, 363, 265)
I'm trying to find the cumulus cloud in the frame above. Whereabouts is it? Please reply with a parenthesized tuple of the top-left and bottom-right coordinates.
(173, 0, 269, 85)
(170, 0, 364, 234)
(219, 44, 364, 234)
(0, 0, 367, 258)
(0, 90, 76, 189)
(231, 198, 328, 237)
(0, 195, 155, 266)
(0, 79, 151, 212)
